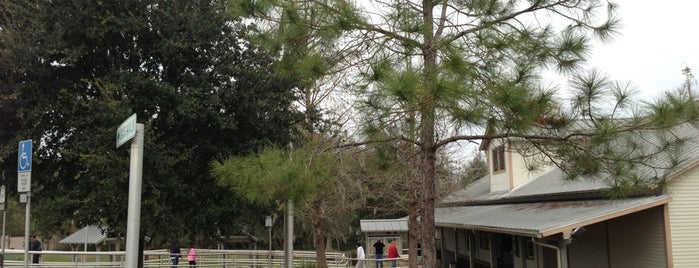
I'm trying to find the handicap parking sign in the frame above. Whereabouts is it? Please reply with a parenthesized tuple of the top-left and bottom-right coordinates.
(18, 140, 32, 172)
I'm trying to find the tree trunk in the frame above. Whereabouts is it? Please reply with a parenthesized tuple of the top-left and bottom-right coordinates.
(419, 0, 438, 266)
(408, 198, 420, 268)
(312, 197, 329, 268)
(419, 144, 437, 268)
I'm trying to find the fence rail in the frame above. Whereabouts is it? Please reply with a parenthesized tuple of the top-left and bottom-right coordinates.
(0, 249, 406, 268)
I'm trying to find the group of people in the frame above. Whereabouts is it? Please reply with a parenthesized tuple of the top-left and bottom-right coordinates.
(356, 239, 400, 268)
(169, 243, 198, 268)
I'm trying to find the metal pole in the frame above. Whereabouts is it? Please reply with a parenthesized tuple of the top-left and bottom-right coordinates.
(125, 124, 144, 268)
(268, 224, 272, 267)
(1, 208, 5, 268)
(23, 192, 30, 268)
(284, 199, 293, 268)
(1, 170, 6, 268)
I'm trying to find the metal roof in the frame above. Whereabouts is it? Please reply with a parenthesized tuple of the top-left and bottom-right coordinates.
(440, 168, 608, 204)
(360, 219, 409, 232)
(59, 225, 110, 245)
(442, 123, 699, 205)
(435, 195, 671, 238)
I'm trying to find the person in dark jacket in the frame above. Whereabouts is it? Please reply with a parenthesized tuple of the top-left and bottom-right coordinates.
(170, 242, 181, 268)
(29, 235, 42, 263)
(373, 240, 385, 268)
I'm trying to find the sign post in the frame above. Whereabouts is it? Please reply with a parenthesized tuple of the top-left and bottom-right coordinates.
(266, 216, 272, 267)
(117, 114, 144, 268)
(17, 139, 32, 268)
(1, 170, 6, 268)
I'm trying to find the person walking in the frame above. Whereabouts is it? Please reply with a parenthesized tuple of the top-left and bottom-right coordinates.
(170, 242, 181, 268)
(355, 243, 366, 268)
(187, 247, 197, 268)
(387, 240, 399, 268)
(29, 235, 42, 264)
(373, 239, 385, 268)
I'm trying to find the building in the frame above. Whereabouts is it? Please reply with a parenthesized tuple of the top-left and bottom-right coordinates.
(434, 122, 699, 268)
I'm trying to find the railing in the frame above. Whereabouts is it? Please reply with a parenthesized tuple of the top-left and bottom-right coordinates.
(0, 249, 357, 268)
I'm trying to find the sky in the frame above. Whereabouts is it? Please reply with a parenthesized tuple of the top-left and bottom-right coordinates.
(581, 0, 699, 101)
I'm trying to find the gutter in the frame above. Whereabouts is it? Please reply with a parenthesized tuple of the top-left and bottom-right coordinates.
(531, 238, 567, 268)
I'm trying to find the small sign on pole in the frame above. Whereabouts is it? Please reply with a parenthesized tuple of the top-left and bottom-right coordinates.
(17, 172, 31, 193)
(17, 140, 32, 193)
(116, 113, 137, 148)
(0, 185, 5, 211)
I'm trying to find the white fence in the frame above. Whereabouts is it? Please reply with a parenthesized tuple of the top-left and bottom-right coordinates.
(0, 249, 360, 268)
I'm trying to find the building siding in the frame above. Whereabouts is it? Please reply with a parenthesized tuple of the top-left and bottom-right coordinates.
(666, 167, 699, 268)
(608, 207, 667, 268)
(509, 150, 550, 190)
(489, 140, 509, 192)
(568, 222, 609, 268)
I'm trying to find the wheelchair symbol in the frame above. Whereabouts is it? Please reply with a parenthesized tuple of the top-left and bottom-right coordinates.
(18, 140, 32, 172)
(19, 147, 30, 170)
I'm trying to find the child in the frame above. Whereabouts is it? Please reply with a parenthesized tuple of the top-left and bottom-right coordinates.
(187, 247, 197, 268)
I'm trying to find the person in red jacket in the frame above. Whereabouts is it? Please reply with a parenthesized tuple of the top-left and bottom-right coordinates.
(387, 240, 400, 268)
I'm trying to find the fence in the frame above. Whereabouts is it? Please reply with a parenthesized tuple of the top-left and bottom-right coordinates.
(0, 249, 357, 268)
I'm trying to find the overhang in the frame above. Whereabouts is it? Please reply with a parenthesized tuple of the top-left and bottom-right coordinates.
(360, 219, 409, 232)
(59, 225, 110, 245)
(435, 195, 671, 238)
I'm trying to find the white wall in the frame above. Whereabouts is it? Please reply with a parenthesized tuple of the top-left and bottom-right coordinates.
(666, 166, 699, 268)
(567, 222, 609, 268)
(608, 206, 667, 268)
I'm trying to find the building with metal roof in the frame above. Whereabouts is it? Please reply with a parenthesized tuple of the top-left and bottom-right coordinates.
(59, 225, 112, 246)
(431, 122, 699, 268)
(359, 219, 409, 253)
(59, 225, 121, 263)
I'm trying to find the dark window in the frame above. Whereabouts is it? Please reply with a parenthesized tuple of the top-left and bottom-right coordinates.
(492, 145, 506, 172)
(525, 240, 534, 260)
(514, 236, 520, 257)
(479, 234, 490, 250)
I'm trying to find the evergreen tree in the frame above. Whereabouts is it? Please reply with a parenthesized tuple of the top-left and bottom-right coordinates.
(0, 0, 299, 244)
(304, 1, 699, 267)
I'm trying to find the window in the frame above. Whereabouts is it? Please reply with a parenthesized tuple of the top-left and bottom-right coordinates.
(492, 145, 506, 172)
(479, 233, 490, 250)
(514, 236, 520, 257)
(525, 240, 534, 260)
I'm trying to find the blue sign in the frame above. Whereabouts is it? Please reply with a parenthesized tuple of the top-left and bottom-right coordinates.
(17, 140, 32, 172)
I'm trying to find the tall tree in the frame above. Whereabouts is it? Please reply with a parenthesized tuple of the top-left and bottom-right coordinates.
(212, 135, 367, 268)
(228, 0, 367, 266)
(305, 1, 699, 267)
(0, 0, 298, 244)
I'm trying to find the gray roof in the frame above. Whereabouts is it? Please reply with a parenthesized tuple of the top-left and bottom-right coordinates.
(59, 225, 110, 245)
(443, 122, 699, 204)
(360, 219, 409, 232)
(435, 195, 670, 238)
(441, 168, 608, 204)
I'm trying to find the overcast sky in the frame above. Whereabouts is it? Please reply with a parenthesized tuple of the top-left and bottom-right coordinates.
(582, 0, 699, 101)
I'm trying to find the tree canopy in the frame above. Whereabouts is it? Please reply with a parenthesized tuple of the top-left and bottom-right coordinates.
(294, 0, 699, 267)
(0, 0, 299, 245)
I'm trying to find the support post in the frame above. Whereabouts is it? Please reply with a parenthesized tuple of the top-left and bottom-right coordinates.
(125, 124, 144, 268)
(284, 199, 294, 268)
(23, 192, 30, 268)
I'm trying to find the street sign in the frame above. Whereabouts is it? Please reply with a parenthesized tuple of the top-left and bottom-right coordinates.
(18, 172, 31, 193)
(17, 140, 32, 172)
(0, 185, 5, 211)
(116, 113, 137, 148)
